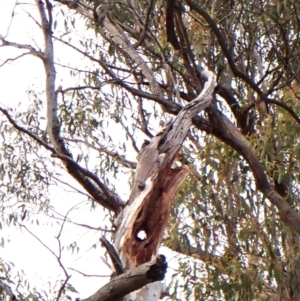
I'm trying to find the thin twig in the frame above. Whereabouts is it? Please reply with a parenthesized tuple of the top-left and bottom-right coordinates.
(0, 35, 44, 59)
(52, 175, 92, 198)
(132, 0, 153, 48)
(19, 223, 69, 277)
(0, 53, 31, 67)
(54, 216, 115, 232)
(68, 268, 110, 278)
(64, 138, 137, 169)
(51, 152, 121, 202)
(0, 107, 56, 152)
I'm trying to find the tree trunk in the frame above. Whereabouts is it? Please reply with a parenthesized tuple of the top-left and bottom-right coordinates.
(111, 71, 216, 301)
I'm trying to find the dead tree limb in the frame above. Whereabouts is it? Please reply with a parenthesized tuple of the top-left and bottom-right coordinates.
(100, 237, 125, 276)
(113, 70, 216, 301)
(82, 255, 167, 301)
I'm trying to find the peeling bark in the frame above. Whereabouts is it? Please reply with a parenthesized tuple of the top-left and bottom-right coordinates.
(113, 71, 216, 300)
(2, 1, 300, 300)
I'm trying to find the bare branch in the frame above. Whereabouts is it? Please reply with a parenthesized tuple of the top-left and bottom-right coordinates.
(132, 0, 153, 48)
(29, 0, 125, 213)
(52, 36, 180, 112)
(82, 255, 167, 301)
(19, 223, 70, 281)
(52, 175, 93, 198)
(266, 98, 300, 124)
(51, 153, 125, 208)
(0, 52, 31, 67)
(65, 138, 136, 169)
(0, 35, 44, 59)
(0, 107, 56, 153)
(52, 216, 115, 233)
(68, 268, 110, 278)
(100, 237, 125, 276)
(2, 1, 18, 38)
(0, 107, 125, 212)
(118, 119, 139, 154)
(56, 276, 71, 301)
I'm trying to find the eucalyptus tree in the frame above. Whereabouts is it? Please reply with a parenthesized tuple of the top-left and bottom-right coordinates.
(1, 0, 300, 300)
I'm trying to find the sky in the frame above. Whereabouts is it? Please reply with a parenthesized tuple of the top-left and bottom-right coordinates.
(0, 0, 118, 298)
(0, 1, 182, 299)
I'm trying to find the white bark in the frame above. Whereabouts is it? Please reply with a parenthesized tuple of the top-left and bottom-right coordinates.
(113, 71, 216, 301)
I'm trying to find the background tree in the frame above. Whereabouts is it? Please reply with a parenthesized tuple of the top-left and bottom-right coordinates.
(1, 0, 300, 300)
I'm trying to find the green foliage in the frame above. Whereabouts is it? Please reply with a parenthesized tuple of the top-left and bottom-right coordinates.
(1, 0, 300, 300)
